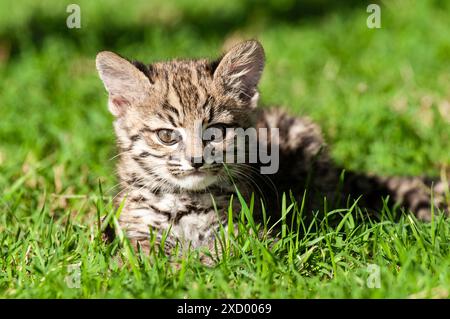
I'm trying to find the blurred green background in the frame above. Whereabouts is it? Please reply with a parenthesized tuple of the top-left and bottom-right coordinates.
(1, 0, 449, 200)
(0, 0, 449, 298)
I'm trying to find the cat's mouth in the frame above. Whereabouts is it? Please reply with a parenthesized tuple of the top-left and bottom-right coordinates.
(175, 169, 207, 177)
(171, 169, 219, 190)
(189, 170, 208, 177)
(176, 164, 222, 177)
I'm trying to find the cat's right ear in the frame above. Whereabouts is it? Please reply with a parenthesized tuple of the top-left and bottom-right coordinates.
(96, 51, 152, 117)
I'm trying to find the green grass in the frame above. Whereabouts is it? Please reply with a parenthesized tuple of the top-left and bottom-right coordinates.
(0, 0, 449, 298)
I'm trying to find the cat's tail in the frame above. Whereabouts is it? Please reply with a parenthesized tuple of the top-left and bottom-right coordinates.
(342, 170, 449, 221)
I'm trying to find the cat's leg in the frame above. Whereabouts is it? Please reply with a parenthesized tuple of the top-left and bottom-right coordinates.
(114, 209, 230, 265)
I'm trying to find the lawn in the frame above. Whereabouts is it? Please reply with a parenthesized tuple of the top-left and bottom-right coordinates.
(0, 0, 449, 298)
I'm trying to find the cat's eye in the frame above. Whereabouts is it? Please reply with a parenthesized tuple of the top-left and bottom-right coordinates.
(205, 124, 228, 143)
(156, 129, 181, 145)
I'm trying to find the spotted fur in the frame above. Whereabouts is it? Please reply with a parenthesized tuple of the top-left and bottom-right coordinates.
(96, 40, 449, 262)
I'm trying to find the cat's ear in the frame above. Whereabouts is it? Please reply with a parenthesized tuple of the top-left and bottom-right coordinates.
(212, 40, 265, 106)
(96, 51, 152, 117)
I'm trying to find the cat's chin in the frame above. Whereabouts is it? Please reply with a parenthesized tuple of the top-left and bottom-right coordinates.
(173, 174, 219, 191)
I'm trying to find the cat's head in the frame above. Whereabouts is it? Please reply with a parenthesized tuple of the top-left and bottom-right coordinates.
(96, 40, 265, 191)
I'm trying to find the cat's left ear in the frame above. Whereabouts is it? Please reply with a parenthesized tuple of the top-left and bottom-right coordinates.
(212, 40, 265, 107)
(96, 51, 152, 117)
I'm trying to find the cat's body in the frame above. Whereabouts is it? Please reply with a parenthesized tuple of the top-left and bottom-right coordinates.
(96, 41, 448, 260)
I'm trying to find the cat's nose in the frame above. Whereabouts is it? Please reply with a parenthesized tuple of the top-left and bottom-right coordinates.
(189, 156, 204, 169)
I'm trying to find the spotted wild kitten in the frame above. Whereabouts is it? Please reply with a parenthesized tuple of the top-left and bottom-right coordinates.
(96, 40, 449, 263)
